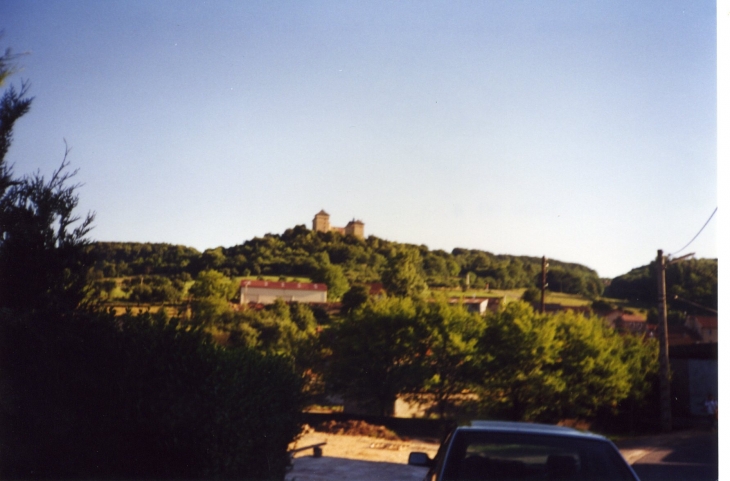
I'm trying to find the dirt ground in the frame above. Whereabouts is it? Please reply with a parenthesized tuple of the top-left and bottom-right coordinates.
(286, 426, 653, 481)
(287, 431, 439, 481)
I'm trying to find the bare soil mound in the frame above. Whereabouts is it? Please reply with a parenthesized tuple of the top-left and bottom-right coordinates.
(313, 420, 401, 440)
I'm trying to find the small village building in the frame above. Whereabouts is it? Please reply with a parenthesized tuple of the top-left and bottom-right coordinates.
(645, 323, 702, 346)
(601, 309, 624, 328)
(369, 283, 386, 298)
(449, 297, 490, 315)
(239, 280, 327, 305)
(685, 315, 718, 343)
(615, 312, 647, 333)
(602, 310, 647, 333)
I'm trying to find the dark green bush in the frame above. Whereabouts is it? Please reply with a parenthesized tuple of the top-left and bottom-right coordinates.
(0, 309, 304, 480)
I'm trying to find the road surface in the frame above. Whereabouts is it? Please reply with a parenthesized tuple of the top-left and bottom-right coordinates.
(287, 428, 718, 481)
(624, 429, 718, 481)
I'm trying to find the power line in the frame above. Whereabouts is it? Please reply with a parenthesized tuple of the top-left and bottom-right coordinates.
(672, 295, 718, 314)
(670, 207, 717, 257)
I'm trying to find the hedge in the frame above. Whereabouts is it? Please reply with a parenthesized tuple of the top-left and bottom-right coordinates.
(0, 309, 304, 480)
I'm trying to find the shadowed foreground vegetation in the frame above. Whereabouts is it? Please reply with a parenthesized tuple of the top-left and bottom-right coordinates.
(0, 309, 304, 480)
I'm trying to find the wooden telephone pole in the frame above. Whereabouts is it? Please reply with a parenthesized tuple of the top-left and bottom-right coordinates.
(540, 256, 548, 314)
(656, 249, 694, 433)
(656, 250, 671, 433)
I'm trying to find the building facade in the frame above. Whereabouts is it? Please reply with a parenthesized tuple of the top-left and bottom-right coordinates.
(344, 219, 364, 238)
(685, 315, 718, 343)
(312, 210, 331, 233)
(312, 210, 365, 239)
(449, 297, 490, 315)
(240, 280, 327, 304)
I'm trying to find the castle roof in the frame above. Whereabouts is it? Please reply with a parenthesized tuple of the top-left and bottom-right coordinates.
(315, 209, 329, 216)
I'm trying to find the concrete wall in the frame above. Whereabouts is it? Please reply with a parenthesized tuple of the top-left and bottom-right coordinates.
(670, 346, 718, 417)
(687, 359, 718, 415)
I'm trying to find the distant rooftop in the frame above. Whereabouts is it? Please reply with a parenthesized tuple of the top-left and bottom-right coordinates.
(240, 280, 327, 291)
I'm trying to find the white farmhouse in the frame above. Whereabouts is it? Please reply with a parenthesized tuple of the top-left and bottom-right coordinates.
(239, 280, 327, 304)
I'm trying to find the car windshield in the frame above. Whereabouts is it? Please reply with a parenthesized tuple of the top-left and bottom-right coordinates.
(441, 430, 635, 481)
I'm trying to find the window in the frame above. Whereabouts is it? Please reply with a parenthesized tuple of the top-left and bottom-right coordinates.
(442, 431, 634, 481)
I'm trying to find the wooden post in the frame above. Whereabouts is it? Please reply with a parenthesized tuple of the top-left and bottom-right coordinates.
(540, 256, 548, 314)
(656, 249, 672, 432)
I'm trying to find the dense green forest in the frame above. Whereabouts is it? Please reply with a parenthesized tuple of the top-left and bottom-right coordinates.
(605, 258, 718, 314)
(88, 225, 606, 298)
(89, 229, 718, 310)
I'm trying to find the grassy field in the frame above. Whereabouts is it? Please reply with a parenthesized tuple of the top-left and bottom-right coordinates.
(544, 291, 593, 306)
(100, 276, 654, 316)
(436, 287, 594, 307)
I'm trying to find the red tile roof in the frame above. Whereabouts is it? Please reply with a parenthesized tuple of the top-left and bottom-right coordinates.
(240, 280, 327, 291)
(693, 316, 718, 329)
(369, 283, 385, 296)
(646, 323, 703, 346)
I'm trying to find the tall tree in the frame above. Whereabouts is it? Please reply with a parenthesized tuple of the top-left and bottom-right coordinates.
(476, 302, 656, 423)
(0, 51, 94, 312)
(477, 302, 565, 421)
(325, 297, 430, 415)
(381, 248, 428, 298)
(310, 252, 349, 300)
(551, 310, 634, 419)
(419, 299, 485, 418)
(0, 48, 31, 198)
(340, 284, 370, 315)
(188, 269, 237, 325)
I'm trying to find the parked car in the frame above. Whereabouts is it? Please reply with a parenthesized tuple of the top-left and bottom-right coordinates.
(408, 420, 640, 480)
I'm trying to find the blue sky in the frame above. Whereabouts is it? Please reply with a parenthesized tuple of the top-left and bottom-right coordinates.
(1, 0, 718, 278)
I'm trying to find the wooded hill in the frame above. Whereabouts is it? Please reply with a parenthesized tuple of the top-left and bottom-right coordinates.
(604, 257, 717, 315)
(90, 225, 605, 297)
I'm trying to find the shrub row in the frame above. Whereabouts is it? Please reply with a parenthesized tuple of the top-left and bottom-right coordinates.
(0, 309, 304, 480)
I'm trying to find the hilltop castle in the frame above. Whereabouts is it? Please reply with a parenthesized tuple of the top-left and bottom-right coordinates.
(312, 210, 364, 239)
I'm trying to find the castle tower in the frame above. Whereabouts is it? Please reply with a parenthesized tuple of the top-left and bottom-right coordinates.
(344, 219, 365, 239)
(312, 210, 330, 233)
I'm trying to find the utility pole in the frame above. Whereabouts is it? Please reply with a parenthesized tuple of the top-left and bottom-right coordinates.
(656, 249, 695, 433)
(656, 250, 671, 433)
(540, 256, 548, 314)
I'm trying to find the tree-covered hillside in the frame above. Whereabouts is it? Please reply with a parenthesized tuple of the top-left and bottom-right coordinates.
(89, 242, 201, 277)
(89, 225, 605, 298)
(605, 258, 717, 314)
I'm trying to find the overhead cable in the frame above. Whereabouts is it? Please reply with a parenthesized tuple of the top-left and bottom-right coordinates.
(670, 207, 717, 257)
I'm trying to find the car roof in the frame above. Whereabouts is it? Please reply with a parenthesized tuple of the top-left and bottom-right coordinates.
(459, 420, 607, 441)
